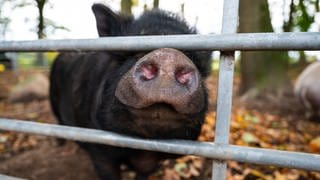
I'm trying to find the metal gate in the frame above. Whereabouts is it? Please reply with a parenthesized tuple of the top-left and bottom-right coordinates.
(0, 0, 320, 179)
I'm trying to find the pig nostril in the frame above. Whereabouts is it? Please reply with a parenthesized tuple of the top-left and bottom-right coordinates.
(138, 63, 158, 81)
(175, 68, 194, 86)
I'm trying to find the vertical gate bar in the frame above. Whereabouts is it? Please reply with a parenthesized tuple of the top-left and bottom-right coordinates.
(211, 53, 235, 179)
(212, 0, 239, 179)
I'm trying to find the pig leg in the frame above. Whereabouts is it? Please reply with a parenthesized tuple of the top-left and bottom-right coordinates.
(87, 150, 121, 180)
(91, 157, 120, 180)
(129, 151, 161, 180)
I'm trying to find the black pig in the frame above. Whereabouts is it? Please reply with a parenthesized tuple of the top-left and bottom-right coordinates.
(294, 61, 320, 121)
(50, 3, 211, 180)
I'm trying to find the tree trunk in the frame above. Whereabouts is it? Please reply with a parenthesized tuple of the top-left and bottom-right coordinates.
(36, 0, 45, 39)
(239, 0, 292, 98)
(297, 51, 307, 66)
(180, 3, 185, 18)
(153, 0, 159, 9)
(35, 0, 46, 67)
(283, 0, 294, 32)
(121, 0, 132, 16)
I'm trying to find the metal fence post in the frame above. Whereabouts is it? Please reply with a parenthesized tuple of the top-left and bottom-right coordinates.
(212, 0, 239, 179)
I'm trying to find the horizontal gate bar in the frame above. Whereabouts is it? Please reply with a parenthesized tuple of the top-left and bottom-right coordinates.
(0, 32, 320, 52)
(0, 118, 319, 172)
(0, 174, 25, 180)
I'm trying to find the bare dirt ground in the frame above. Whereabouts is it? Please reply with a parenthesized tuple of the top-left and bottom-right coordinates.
(0, 70, 319, 180)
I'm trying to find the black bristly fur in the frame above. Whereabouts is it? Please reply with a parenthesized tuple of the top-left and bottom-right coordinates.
(50, 3, 211, 180)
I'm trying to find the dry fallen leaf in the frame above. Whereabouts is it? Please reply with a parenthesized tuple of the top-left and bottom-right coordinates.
(309, 136, 320, 153)
(241, 132, 259, 144)
(162, 169, 180, 180)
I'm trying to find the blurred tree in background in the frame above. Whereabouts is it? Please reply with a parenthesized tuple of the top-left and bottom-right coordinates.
(35, 0, 47, 66)
(33, 0, 68, 66)
(0, 0, 68, 40)
(283, 0, 319, 32)
(121, 0, 159, 15)
(238, 0, 320, 99)
(239, 0, 292, 98)
(0, 0, 32, 69)
(153, 0, 159, 9)
(0, 0, 11, 64)
(121, 0, 132, 15)
(0, 0, 10, 39)
(0, 0, 32, 39)
(35, 0, 46, 39)
(0, 0, 68, 67)
(283, 0, 319, 66)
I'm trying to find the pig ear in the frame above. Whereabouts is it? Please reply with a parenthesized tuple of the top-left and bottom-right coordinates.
(92, 4, 122, 36)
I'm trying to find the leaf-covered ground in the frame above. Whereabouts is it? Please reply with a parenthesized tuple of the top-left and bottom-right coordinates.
(0, 70, 319, 180)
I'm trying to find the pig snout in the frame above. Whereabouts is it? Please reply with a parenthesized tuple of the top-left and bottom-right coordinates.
(115, 48, 205, 114)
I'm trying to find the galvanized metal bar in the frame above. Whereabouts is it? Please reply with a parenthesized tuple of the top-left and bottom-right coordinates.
(0, 33, 320, 52)
(212, 53, 236, 178)
(220, 0, 240, 34)
(0, 174, 25, 180)
(0, 118, 319, 171)
(212, 0, 239, 179)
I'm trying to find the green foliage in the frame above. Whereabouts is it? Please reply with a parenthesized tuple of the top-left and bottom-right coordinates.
(16, 52, 58, 69)
(17, 53, 37, 68)
(295, 0, 314, 31)
(121, 0, 133, 15)
(285, 0, 318, 32)
(132, 0, 139, 7)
